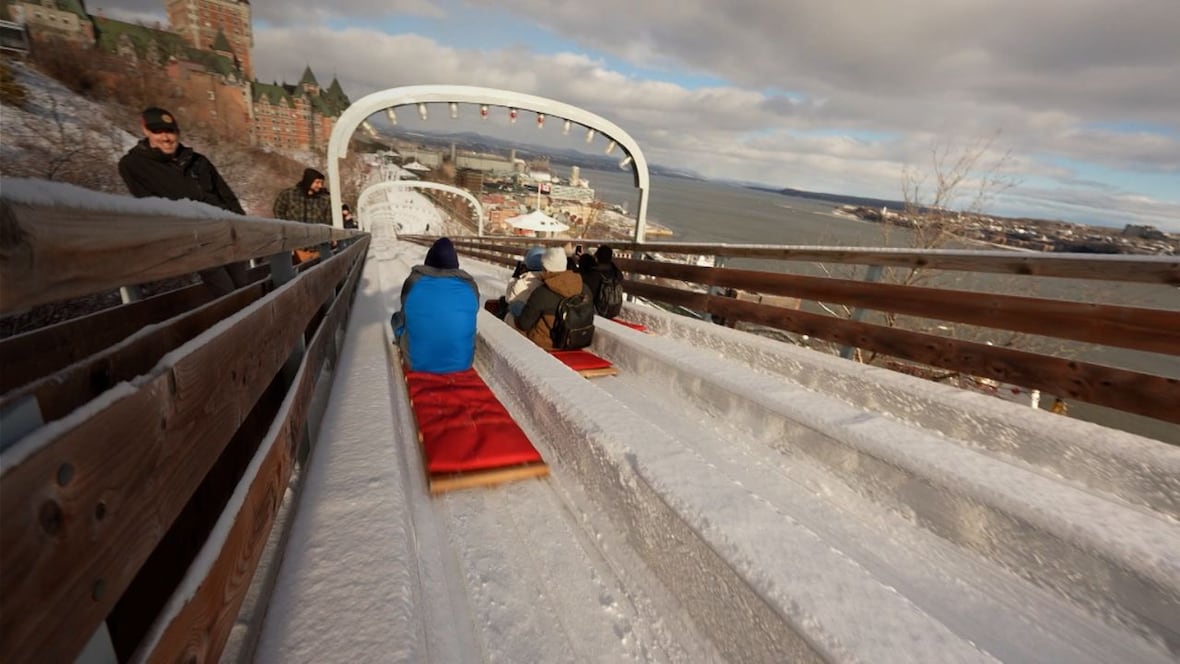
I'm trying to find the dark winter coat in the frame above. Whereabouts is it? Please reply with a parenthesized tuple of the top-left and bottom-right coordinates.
(582, 261, 623, 309)
(273, 185, 332, 224)
(118, 140, 244, 214)
(391, 265, 479, 373)
(515, 270, 589, 350)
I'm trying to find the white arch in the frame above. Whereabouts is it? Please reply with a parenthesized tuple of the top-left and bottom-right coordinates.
(357, 180, 486, 235)
(327, 85, 652, 241)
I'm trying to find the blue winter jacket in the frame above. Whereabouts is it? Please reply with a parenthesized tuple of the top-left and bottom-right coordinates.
(391, 265, 479, 373)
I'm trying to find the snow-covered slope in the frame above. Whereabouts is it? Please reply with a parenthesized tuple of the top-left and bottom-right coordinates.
(250, 213, 1179, 663)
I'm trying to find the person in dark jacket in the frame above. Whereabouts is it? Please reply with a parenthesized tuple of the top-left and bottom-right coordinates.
(273, 168, 332, 224)
(118, 107, 247, 295)
(390, 238, 479, 373)
(341, 204, 358, 230)
(119, 107, 245, 215)
(577, 252, 597, 275)
(582, 245, 625, 317)
(515, 247, 592, 350)
(274, 167, 332, 262)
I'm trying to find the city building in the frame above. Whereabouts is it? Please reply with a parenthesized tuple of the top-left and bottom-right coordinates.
(2, 0, 92, 45)
(4, 0, 349, 151)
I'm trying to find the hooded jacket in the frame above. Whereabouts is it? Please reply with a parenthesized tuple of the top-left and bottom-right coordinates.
(391, 241, 478, 373)
(118, 139, 244, 214)
(273, 168, 331, 224)
(515, 270, 589, 350)
(582, 260, 623, 310)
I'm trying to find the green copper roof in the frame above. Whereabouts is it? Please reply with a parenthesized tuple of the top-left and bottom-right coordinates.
(210, 28, 232, 53)
(93, 16, 241, 79)
(298, 65, 318, 86)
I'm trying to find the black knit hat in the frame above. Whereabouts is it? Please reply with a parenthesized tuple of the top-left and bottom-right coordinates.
(595, 245, 614, 262)
(142, 107, 179, 132)
(425, 237, 459, 269)
(299, 168, 325, 191)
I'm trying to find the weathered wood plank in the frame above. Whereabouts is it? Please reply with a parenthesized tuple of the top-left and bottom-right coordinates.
(429, 463, 550, 494)
(0, 242, 363, 663)
(614, 259, 1180, 355)
(443, 236, 1180, 285)
(0, 283, 265, 424)
(142, 237, 368, 664)
(0, 200, 361, 313)
(0, 284, 211, 393)
(625, 280, 1180, 424)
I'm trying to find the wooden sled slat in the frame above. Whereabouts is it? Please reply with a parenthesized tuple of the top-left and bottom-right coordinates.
(428, 462, 549, 494)
(550, 349, 619, 378)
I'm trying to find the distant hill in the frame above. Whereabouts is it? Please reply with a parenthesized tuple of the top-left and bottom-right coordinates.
(382, 126, 703, 179)
(746, 185, 906, 211)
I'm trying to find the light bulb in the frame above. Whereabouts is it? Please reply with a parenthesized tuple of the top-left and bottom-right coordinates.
(618, 155, 633, 169)
(418, 103, 428, 120)
(509, 108, 518, 124)
(585, 128, 595, 143)
(449, 102, 458, 119)
(480, 104, 489, 119)
(604, 140, 617, 155)
(385, 108, 397, 125)
(562, 119, 572, 135)
(536, 113, 545, 128)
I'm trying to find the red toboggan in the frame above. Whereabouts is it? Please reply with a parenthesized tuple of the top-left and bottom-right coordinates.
(403, 368, 548, 494)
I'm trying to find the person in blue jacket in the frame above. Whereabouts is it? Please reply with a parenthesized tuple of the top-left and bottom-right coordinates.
(390, 237, 479, 373)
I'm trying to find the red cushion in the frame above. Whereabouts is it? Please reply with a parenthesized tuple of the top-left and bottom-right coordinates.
(405, 369, 542, 473)
(612, 319, 647, 332)
(549, 350, 614, 371)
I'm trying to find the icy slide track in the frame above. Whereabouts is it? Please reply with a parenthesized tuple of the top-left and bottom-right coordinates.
(252, 229, 1180, 663)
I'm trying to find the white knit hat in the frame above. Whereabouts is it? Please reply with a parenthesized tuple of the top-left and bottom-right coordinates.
(541, 247, 567, 272)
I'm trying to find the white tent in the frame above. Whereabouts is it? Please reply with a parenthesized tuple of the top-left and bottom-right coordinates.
(505, 209, 570, 233)
(402, 161, 431, 172)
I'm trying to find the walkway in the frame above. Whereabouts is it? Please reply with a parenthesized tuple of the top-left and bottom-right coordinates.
(251, 226, 1179, 663)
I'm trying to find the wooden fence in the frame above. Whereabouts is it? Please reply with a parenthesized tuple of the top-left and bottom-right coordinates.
(426, 235, 1180, 426)
(0, 193, 367, 663)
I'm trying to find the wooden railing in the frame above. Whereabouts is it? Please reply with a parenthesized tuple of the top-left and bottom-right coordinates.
(0, 191, 367, 663)
(424, 235, 1180, 426)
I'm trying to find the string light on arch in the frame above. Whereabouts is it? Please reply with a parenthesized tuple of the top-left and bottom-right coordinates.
(480, 104, 489, 119)
(562, 119, 572, 135)
(385, 108, 397, 125)
(536, 113, 545, 128)
(417, 103, 428, 120)
(449, 102, 458, 119)
(585, 128, 595, 143)
(509, 108, 518, 123)
(604, 140, 617, 155)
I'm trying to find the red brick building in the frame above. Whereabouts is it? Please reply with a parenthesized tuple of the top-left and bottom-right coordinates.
(165, 0, 252, 79)
(6, 0, 350, 151)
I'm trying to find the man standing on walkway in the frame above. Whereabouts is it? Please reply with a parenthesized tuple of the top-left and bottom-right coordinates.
(118, 107, 247, 295)
(272, 167, 332, 264)
(274, 167, 333, 263)
(274, 167, 332, 225)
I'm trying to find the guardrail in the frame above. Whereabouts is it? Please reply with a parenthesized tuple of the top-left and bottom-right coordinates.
(422, 235, 1180, 426)
(0, 183, 368, 663)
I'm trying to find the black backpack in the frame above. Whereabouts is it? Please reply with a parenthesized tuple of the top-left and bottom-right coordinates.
(551, 290, 596, 349)
(595, 270, 624, 318)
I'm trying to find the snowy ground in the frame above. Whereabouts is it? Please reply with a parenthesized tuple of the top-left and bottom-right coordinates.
(251, 201, 1180, 663)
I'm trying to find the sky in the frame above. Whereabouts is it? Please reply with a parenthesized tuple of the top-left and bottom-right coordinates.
(92, 0, 1180, 231)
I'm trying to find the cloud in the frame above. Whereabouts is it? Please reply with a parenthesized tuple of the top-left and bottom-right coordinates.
(90, 0, 1180, 231)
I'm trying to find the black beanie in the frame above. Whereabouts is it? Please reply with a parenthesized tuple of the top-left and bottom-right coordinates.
(424, 237, 459, 269)
(299, 168, 325, 191)
(595, 245, 613, 262)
